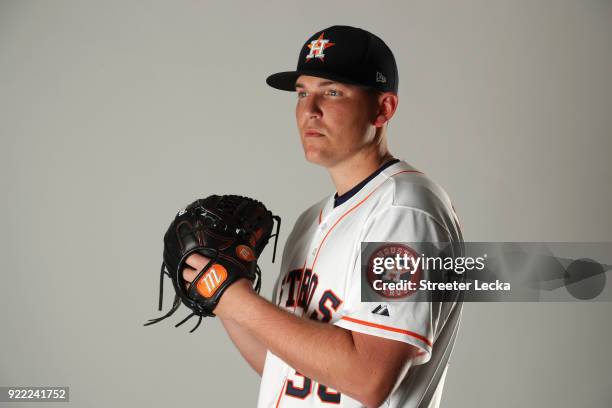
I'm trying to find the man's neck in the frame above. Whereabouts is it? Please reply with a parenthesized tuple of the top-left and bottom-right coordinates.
(329, 149, 394, 196)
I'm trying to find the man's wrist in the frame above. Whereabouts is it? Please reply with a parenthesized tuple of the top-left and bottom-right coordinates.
(214, 279, 256, 320)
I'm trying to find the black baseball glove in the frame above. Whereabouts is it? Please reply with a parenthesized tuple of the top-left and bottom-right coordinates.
(145, 195, 280, 332)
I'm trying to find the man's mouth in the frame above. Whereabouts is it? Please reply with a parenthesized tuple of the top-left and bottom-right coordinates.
(304, 129, 325, 137)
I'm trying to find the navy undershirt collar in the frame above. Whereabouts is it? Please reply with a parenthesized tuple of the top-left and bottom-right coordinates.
(333, 158, 400, 208)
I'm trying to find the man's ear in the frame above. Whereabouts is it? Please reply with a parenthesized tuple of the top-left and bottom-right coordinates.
(373, 93, 399, 128)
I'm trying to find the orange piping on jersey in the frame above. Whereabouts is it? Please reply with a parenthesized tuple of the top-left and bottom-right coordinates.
(390, 169, 423, 177)
(310, 170, 423, 275)
(297, 170, 424, 316)
(340, 316, 433, 348)
(275, 378, 288, 408)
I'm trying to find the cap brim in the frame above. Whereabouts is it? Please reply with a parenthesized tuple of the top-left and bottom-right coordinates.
(266, 71, 301, 91)
(266, 70, 367, 92)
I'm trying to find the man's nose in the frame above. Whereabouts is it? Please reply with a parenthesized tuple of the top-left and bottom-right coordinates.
(303, 94, 322, 119)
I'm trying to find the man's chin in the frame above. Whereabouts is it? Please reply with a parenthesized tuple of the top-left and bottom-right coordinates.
(304, 151, 331, 167)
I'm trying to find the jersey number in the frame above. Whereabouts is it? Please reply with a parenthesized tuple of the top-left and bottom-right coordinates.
(286, 371, 341, 404)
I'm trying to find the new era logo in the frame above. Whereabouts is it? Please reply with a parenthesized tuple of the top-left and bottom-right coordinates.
(371, 304, 390, 317)
(376, 72, 387, 83)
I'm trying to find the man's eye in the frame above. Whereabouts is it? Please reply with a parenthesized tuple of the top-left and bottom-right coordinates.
(328, 89, 343, 97)
(297, 91, 307, 98)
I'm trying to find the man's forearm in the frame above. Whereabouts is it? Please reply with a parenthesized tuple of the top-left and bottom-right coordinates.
(219, 317, 267, 376)
(216, 283, 373, 403)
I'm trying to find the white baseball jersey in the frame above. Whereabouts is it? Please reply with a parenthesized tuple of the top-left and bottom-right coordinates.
(257, 160, 464, 408)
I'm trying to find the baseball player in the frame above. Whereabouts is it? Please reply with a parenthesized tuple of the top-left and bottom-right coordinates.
(182, 25, 464, 407)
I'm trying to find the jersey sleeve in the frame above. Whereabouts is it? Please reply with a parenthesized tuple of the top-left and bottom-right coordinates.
(333, 205, 459, 365)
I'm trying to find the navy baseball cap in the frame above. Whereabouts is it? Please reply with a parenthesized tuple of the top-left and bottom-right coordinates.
(266, 25, 398, 93)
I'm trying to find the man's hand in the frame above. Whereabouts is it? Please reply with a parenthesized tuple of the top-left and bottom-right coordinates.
(181, 252, 268, 375)
(181, 252, 211, 286)
(182, 253, 254, 316)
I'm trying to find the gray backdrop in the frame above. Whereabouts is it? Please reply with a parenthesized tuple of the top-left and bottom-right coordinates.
(1, 0, 611, 407)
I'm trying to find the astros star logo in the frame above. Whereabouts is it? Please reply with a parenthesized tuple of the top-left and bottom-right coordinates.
(305, 32, 335, 61)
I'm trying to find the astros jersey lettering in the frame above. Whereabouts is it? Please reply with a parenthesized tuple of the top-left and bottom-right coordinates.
(257, 160, 464, 408)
